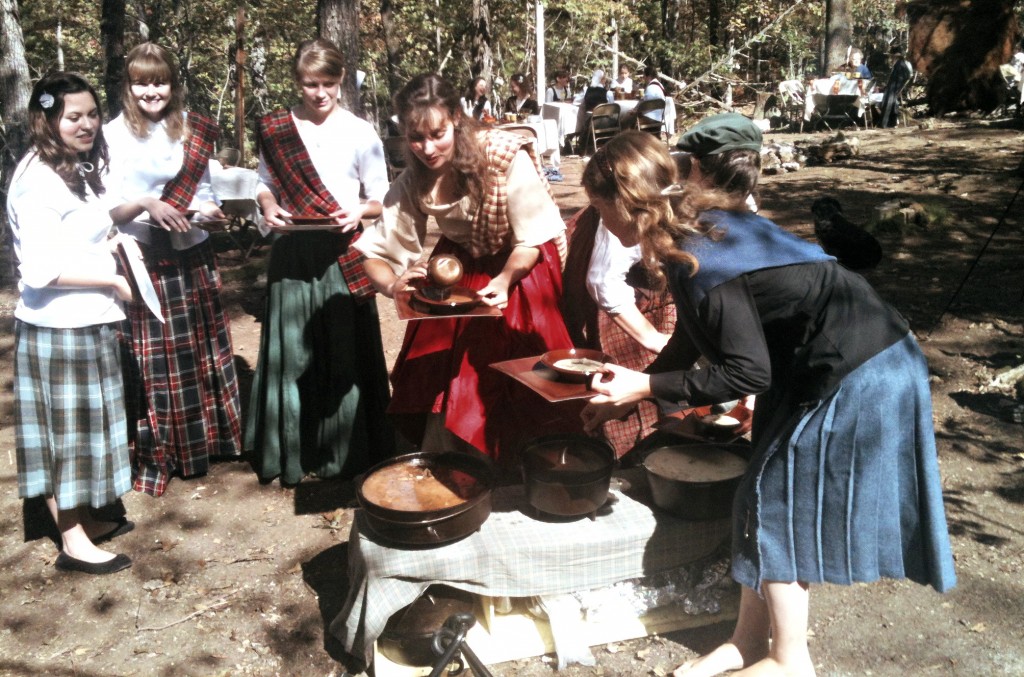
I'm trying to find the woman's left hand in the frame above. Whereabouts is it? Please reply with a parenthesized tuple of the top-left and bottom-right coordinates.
(580, 363, 652, 433)
(329, 203, 367, 234)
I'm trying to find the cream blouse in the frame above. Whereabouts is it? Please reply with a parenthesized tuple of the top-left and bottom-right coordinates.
(356, 150, 564, 274)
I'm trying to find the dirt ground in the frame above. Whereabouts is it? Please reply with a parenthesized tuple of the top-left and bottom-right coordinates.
(1, 114, 1023, 677)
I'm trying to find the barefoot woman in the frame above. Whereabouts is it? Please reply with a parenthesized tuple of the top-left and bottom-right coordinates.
(580, 123, 956, 677)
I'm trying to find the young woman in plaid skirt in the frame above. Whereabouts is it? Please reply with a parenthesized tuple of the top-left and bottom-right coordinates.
(580, 127, 955, 677)
(106, 43, 242, 497)
(245, 39, 394, 485)
(9, 73, 134, 575)
(356, 72, 581, 468)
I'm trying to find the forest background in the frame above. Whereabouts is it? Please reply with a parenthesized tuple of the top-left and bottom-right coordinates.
(0, 0, 940, 173)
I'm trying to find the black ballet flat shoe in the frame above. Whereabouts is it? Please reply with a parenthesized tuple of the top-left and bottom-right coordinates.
(55, 552, 132, 575)
(92, 519, 135, 545)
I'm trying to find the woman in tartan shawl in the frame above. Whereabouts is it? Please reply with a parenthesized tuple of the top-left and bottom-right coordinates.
(106, 43, 242, 497)
(244, 38, 394, 485)
(356, 72, 581, 468)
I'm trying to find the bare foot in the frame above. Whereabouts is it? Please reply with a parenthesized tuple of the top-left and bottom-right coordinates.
(673, 642, 750, 677)
(733, 656, 815, 677)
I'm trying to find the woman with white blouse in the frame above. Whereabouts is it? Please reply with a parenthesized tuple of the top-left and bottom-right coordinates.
(106, 43, 242, 497)
(245, 38, 394, 485)
(10, 72, 134, 575)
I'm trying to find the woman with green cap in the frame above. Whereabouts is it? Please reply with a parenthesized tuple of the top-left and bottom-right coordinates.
(579, 123, 955, 677)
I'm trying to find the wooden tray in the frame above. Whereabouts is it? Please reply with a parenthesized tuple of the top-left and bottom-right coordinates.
(395, 289, 502, 321)
(490, 355, 604, 402)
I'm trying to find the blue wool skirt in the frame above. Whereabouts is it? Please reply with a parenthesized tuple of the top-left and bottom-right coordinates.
(731, 333, 956, 593)
(14, 321, 132, 510)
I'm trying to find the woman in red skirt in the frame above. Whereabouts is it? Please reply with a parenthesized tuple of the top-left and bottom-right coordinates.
(357, 72, 579, 468)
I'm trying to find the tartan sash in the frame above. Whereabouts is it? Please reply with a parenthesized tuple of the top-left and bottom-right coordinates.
(469, 129, 555, 258)
(160, 113, 218, 211)
(256, 109, 375, 302)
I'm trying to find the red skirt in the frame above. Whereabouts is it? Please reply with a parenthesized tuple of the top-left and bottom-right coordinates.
(388, 238, 583, 462)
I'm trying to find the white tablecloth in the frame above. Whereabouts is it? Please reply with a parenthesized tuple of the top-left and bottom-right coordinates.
(329, 468, 730, 664)
(542, 102, 579, 145)
(617, 98, 678, 136)
(210, 166, 263, 228)
(498, 119, 562, 168)
(804, 76, 870, 121)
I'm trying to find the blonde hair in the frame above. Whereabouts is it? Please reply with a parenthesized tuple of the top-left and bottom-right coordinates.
(292, 38, 345, 82)
(121, 43, 186, 141)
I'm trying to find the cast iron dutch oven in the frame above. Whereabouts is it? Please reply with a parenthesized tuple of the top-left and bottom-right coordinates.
(520, 434, 616, 517)
(641, 443, 750, 521)
(356, 451, 496, 547)
(378, 584, 476, 666)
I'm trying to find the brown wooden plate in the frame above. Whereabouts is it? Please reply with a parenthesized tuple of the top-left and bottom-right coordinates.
(411, 286, 481, 313)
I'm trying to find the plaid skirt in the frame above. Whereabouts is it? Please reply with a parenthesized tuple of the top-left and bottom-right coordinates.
(244, 231, 394, 484)
(597, 287, 677, 456)
(120, 236, 242, 496)
(731, 333, 957, 593)
(14, 321, 132, 510)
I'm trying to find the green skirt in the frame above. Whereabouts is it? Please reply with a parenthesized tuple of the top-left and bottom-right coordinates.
(244, 232, 394, 484)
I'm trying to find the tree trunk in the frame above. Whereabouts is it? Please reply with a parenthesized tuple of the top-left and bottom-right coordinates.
(471, 0, 493, 82)
(101, 0, 127, 118)
(318, 0, 363, 115)
(0, 0, 31, 278)
(823, 0, 852, 74)
(908, 0, 1018, 113)
(707, 0, 720, 47)
(379, 0, 403, 95)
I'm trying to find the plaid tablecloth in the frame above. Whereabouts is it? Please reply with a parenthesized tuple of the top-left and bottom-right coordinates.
(329, 469, 731, 664)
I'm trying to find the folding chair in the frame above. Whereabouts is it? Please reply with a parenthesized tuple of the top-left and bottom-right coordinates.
(632, 99, 667, 139)
(777, 80, 806, 132)
(382, 136, 408, 181)
(589, 103, 621, 154)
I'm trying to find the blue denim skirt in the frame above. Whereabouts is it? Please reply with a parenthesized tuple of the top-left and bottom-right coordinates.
(731, 333, 957, 593)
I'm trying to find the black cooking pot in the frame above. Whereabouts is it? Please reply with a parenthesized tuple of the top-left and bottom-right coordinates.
(378, 585, 476, 666)
(641, 444, 749, 521)
(357, 451, 495, 546)
(521, 435, 615, 517)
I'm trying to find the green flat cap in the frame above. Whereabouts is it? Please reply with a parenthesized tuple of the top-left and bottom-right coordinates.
(676, 112, 762, 156)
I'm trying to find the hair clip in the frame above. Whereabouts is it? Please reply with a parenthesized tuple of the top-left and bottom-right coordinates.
(594, 150, 615, 183)
(659, 183, 684, 196)
(39, 92, 55, 109)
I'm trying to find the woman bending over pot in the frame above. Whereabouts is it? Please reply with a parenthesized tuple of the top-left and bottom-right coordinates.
(580, 123, 956, 677)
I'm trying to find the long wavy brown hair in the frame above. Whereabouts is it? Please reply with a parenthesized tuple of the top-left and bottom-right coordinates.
(393, 73, 488, 205)
(27, 72, 108, 200)
(581, 131, 758, 285)
(121, 43, 187, 141)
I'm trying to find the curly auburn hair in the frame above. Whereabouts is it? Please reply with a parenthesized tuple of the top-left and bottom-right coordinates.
(27, 72, 108, 200)
(393, 72, 488, 205)
(581, 131, 758, 283)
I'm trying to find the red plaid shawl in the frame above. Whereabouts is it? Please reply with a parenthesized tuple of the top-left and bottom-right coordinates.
(160, 113, 219, 211)
(256, 109, 375, 302)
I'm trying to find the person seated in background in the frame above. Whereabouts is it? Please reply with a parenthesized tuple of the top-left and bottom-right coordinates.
(879, 45, 914, 128)
(572, 69, 617, 154)
(545, 70, 573, 103)
(504, 73, 540, 118)
(460, 77, 493, 121)
(845, 48, 872, 78)
(611, 64, 634, 96)
(621, 65, 667, 129)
